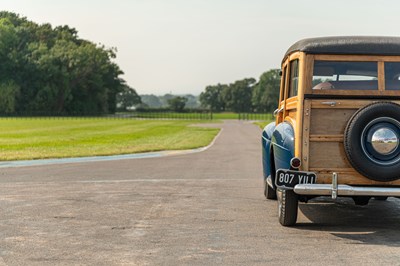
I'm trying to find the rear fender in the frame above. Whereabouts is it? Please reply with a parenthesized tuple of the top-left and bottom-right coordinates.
(262, 122, 276, 180)
(271, 122, 295, 171)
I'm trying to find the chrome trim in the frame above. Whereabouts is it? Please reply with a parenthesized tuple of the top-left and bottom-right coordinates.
(371, 127, 398, 155)
(361, 117, 400, 165)
(332, 172, 338, 199)
(273, 107, 284, 117)
(321, 101, 337, 107)
(290, 157, 301, 169)
(294, 184, 400, 197)
(266, 176, 274, 188)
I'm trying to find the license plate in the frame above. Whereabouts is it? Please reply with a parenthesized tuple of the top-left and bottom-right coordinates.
(275, 169, 317, 188)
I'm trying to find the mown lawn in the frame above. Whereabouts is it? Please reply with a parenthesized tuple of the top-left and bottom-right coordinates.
(254, 119, 274, 129)
(0, 118, 220, 161)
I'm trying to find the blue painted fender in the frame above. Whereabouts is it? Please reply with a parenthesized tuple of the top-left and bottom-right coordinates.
(271, 122, 295, 172)
(262, 121, 295, 187)
(261, 122, 276, 180)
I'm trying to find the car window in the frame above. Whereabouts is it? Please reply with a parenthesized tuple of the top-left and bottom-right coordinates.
(312, 61, 378, 90)
(384, 62, 400, 90)
(280, 66, 287, 102)
(288, 60, 299, 98)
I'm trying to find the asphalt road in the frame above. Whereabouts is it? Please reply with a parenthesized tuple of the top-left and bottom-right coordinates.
(0, 120, 400, 265)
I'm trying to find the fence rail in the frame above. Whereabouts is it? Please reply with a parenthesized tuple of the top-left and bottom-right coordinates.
(0, 111, 273, 121)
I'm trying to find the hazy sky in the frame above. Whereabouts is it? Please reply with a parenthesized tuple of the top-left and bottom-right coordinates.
(2, 0, 400, 95)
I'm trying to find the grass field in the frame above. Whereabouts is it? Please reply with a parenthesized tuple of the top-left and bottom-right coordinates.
(212, 112, 238, 119)
(254, 120, 274, 129)
(0, 118, 220, 161)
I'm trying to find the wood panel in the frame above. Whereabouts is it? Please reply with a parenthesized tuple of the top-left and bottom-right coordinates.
(311, 100, 377, 109)
(285, 97, 298, 110)
(310, 171, 400, 186)
(309, 142, 351, 169)
(310, 108, 356, 135)
(305, 98, 400, 185)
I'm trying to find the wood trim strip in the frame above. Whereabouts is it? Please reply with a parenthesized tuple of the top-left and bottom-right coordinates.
(310, 168, 354, 173)
(309, 135, 343, 142)
(315, 54, 400, 62)
(312, 173, 400, 185)
(310, 100, 398, 109)
(378, 61, 385, 91)
(301, 100, 311, 171)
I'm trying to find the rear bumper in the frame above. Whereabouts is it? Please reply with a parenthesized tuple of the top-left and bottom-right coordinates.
(294, 184, 400, 197)
(293, 172, 400, 198)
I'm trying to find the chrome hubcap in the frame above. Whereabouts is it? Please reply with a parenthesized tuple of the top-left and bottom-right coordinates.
(371, 128, 399, 155)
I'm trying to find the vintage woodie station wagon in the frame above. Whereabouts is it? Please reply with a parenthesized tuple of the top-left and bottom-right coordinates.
(262, 36, 400, 226)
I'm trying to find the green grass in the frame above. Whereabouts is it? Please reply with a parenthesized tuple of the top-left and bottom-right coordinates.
(254, 119, 274, 129)
(0, 118, 220, 161)
(212, 112, 238, 119)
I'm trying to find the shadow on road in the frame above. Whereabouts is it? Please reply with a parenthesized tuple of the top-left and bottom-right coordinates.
(295, 197, 400, 247)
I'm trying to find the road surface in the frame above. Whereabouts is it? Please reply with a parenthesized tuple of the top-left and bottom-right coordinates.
(0, 120, 399, 265)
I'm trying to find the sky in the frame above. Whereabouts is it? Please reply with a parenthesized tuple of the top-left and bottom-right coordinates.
(2, 0, 400, 95)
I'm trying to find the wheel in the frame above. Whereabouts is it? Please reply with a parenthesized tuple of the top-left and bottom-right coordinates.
(277, 188, 298, 226)
(353, 196, 371, 206)
(374, 196, 388, 201)
(264, 179, 277, 200)
(344, 102, 400, 182)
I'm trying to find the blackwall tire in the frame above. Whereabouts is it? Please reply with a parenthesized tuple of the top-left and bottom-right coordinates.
(264, 180, 277, 200)
(374, 196, 388, 201)
(353, 196, 371, 206)
(344, 102, 400, 182)
(277, 188, 298, 226)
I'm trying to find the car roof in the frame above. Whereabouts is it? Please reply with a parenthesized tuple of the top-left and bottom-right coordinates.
(284, 36, 400, 61)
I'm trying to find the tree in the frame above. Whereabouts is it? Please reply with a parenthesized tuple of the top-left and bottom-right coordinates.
(116, 86, 141, 110)
(160, 94, 175, 107)
(0, 11, 128, 115)
(223, 78, 256, 112)
(0, 80, 19, 114)
(167, 96, 187, 112)
(140, 94, 162, 108)
(199, 84, 227, 112)
(183, 94, 200, 109)
(252, 69, 280, 113)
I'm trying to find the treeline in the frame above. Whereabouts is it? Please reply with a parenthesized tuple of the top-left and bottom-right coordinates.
(139, 69, 281, 113)
(0, 11, 140, 115)
(199, 69, 280, 113)
(140, 94, 200, 109)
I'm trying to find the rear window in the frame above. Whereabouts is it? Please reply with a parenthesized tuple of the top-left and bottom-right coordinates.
(312, 61, 378, 90)
(384, 62, 400, 90)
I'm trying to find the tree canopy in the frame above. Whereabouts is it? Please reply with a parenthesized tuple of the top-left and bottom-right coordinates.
(252, 69, 280, 113)
(167, 96, 187, 112)
(200, 73, 279, 113)
(0, 11, 138, 115)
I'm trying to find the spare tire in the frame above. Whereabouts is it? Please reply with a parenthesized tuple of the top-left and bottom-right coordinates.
(344, 102, 400, 182)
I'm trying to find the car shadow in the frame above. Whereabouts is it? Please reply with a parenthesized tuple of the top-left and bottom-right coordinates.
(295, 197, 400, 247)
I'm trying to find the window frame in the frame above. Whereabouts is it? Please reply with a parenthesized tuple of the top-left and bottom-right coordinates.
(305, 54, 400, 97)
(384, 62, 400, 91)
(311, 60, 379, 91)
(288, 59, 300, 98)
